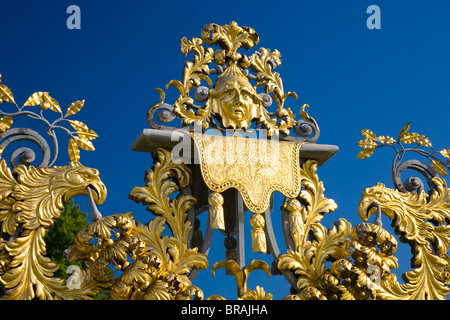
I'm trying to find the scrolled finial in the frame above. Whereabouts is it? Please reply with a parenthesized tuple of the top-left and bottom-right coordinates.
(357, 122, 450, 195)
(0, 72, 97, 167)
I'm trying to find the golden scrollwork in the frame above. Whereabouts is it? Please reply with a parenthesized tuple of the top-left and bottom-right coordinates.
(0, 73, 106, 299)
(161, 21, 299, 136)
(1, 23, 450, 302)
(209, 259, 272, 300)
(354, 123, 450, 299)
(0, 160, 106, 299)
(274, 125, 450, 300)
(358, 177, 450, 300)
(66, 147, 209, 300)
(278, 160, 351, 300)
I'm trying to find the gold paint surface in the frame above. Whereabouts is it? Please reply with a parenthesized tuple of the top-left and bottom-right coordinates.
(192, 133, 303, 213)
(2, 24, 450, 300)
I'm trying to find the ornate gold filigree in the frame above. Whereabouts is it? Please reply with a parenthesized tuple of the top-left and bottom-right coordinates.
(0, 73, 106, 299)
(355, 124, 450, 299)
(2, 24, 450, 302)
(0, 160, 106, 299)
(128, 148, 209, 289)
(210, 259, 272, 300)
(276, 126, 450, 300)
(277, 160, 352, 299)
(358, 177, 450, 299)
(167, 37, 214, 129)
(66, 148, 208, 300)
(158, 21, 301, 136)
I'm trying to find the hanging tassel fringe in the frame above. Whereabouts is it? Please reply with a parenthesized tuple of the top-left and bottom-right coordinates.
(250, 213, 267, 253)
(208, 192, 225, 230)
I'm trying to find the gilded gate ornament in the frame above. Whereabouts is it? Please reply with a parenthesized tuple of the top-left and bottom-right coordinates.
(192, 133, 303, 214)
(355, 123, 450, 300)
(68, 147, 208, 300)
(149, 21, 301, 137)
(0, 22, 450, 300)
(208, 192, 225, 230)
(0, 76, 106, 299)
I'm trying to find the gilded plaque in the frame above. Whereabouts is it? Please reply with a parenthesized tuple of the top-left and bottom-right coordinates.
(192, 133, 303, 213)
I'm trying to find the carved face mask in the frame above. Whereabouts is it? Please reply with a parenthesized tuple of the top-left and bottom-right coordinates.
(210, 67, 262, 130)
(219, 81, 254, 122)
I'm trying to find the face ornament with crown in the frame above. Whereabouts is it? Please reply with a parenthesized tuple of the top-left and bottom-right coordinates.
(158, 21, 300, 137)
(209, 64, 263, 130)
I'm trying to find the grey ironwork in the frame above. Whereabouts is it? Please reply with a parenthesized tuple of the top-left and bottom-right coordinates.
(0, 104, 83, 168)
(0, 128, 51, 168)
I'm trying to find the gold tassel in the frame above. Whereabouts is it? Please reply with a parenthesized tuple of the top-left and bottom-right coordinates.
(284, 199, 305, 251)
(208, 192, 225, 230)
(250, 213, 267, 253)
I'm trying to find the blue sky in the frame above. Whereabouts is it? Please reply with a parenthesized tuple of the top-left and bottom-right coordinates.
(1, 0, 449, 299)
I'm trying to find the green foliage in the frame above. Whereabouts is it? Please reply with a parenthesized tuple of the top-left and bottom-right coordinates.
(44, 200, 112, 299)
(44, 199, 88, 279)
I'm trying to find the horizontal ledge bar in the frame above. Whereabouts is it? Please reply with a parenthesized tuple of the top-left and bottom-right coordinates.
(131, 128, 339, 166)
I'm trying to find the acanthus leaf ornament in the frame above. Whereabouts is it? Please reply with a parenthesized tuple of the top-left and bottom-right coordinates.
(0, 72, 107, 300)
(355, 123, 450, 300)
(150, 21, 309, 138)
(1, 22, 450, 301)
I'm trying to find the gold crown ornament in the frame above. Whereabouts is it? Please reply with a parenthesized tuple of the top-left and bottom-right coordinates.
(150, 21, 307, 137)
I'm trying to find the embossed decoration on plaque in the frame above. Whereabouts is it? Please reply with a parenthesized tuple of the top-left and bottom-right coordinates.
(192, 133, 303, 213)
(3, 19, 450, 301)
